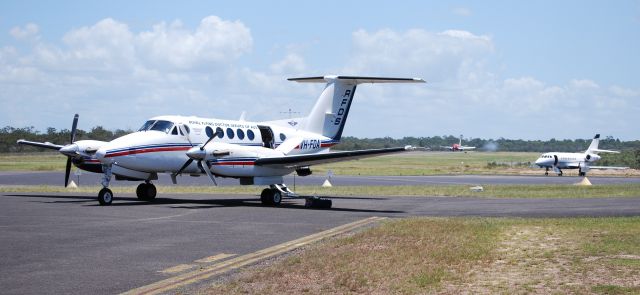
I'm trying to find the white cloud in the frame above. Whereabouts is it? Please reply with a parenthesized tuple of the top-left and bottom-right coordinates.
(10, 23, 39, 40)
(270, 53, 307, 74)
(1, 21, 638, 140)
(136, 16, 252, 69)
(339, 28, 639, 139)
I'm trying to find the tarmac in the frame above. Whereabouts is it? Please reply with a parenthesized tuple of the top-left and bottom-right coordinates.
(1, 189, 640, 294)
(1, 171, 639, 187)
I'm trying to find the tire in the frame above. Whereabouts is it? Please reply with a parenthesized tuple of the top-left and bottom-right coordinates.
(260, 188, 273, 206)
(98, 188, 113, 206)
(145, 183, 157, 200)
(136, 183, 148, 200)
(272, 191, 282, 206)
(136, 183, 157, 201)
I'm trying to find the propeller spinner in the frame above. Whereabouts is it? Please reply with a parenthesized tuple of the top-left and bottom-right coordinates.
(173, 129, 222, 185)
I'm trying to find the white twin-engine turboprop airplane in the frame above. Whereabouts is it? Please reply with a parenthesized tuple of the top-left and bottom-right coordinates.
(534, 134, 627, 176)
(18, 75, 425, 207)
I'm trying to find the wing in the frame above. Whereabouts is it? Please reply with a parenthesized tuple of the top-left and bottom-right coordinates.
(589, 166, 629, 170)
(460, 146, 476, 150)
(17, 139, 64, 151)
(255, 146, 412, 169)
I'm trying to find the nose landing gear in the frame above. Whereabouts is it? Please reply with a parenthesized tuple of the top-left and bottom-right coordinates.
(97, 165, 113, 205)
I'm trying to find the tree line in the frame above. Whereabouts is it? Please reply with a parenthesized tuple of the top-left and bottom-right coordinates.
(1, 126, 638, 168)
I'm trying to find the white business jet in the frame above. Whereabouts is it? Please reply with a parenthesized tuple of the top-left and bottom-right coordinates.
(534, 134, 626, 176)
(19, 75, 424, 207)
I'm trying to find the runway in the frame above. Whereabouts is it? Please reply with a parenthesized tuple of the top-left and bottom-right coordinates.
(1, 171, 639, 187)
(1, 191, 639, 294)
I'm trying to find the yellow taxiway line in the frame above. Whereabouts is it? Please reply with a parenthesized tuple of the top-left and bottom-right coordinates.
(121, 216, 387, 295)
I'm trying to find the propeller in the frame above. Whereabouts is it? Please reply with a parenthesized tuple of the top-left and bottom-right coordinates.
(172, 129, 222, 185)
(64, 114, 79, 187)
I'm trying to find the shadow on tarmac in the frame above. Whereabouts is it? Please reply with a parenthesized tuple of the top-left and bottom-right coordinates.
(5, 193, 405, 214)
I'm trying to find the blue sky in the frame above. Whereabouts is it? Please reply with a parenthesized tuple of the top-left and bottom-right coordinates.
(1, 1, 639, 140)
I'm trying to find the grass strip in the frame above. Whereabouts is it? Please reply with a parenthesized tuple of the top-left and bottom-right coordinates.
(1, 183, 639, 198)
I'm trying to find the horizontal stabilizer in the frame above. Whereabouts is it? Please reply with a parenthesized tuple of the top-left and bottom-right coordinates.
(591, 149, 620, 154)
(288, 75, 425, 84)
(589, 166, 629, 170)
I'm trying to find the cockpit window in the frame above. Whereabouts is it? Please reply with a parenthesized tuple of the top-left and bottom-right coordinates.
(149, 120, 174, 133)
(138, 120, 156, 131)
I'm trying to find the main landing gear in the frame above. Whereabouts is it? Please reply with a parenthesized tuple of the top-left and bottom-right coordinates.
(260, 184, 332, 209)
(96, 164, 157, 205)
(136, 182, 157, 201)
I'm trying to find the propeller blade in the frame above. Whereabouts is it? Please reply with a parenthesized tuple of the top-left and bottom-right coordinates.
(198, 160, 217, 186)
(199, 129, 222, 151)
(174, 159, 194, 176)
(64, 158, 72, 187)
(178, 124, 193, 147)
(200, 135, 216, 151)
(70, 114, 79, 143)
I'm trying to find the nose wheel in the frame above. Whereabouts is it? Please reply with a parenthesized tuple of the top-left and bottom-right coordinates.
(98, 188, 113, 206)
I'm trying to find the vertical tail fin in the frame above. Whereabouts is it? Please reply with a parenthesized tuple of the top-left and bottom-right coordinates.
(586, 134, 600, 152)
(288, 75, 425, 141)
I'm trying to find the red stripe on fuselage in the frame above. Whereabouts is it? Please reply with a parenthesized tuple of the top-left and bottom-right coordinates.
(105, 146, 190, 158)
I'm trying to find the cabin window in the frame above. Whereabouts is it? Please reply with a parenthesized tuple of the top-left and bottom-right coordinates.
(280, 133, 286, 141)
(149, 120, 174, 133)
(138, 120, 155, 131)
(216, 127, 224, 138)
(237, 129, 245, 140)
(205, 126, 214, 138)
(226, 128, 235, 139)
(247, 129, 255, 141)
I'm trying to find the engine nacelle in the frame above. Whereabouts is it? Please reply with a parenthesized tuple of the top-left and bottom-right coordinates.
(585, 153, 600, 162)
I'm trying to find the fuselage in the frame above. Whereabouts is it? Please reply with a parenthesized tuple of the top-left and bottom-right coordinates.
(95, 115, 338, 178)
(534, 152, 600, 169)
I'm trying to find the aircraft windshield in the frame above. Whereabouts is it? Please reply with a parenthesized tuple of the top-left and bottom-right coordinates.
(138, 120, 156, 131)
(148, 120, 174, 133)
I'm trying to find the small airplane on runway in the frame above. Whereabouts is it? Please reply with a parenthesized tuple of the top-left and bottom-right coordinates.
(441, 135, 476, 152)
(534, 134, 628, 176)
(19, 75, 425, 207)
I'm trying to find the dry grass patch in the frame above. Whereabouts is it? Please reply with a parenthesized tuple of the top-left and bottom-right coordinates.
(200, 217, 640, 294)
(203, 218, 499, 294)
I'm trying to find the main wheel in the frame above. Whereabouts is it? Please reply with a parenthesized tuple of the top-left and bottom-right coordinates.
(136, 183, 147, 199)
(579, 171, 586, 177)
(272, 190, 282, 206)
(260, 188, 273, 206)
(136, 183, 157, 201)
(98, 188, 113, 206)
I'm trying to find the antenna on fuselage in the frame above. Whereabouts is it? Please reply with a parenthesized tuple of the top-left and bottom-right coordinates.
(280, 108, 300, 119)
